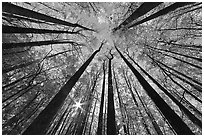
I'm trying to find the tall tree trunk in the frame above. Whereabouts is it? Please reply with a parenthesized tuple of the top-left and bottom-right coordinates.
(128, 55, 201, 128)
(2, 12, 49, 24)
(103, 100, 107, 135)
(3, 40, 80, 49)
(113, 68, 129, 135)
(163, 67, 202, 93)
(147, 45, 202, 62)
(2, 25, 80, 34)
(115, 46, 194, 135)
(151, 56, 202, 86)
(2, 92, 40, 133)
(3, 48, 72, 76)
(158, 40, 202, 50)
(148, 49, 201, 69)
(114, 2, 162, 31)
(88, 98, 98, 135)
(76, 73, 99, 135)
(96, 60, 106, 135)
(2, 2, 94, 31)
(128, 2, 194, 29)
(22, 43, 103, 135)
(123, 70, 163, 135)
(157, 61, 202, 103)
(106, 53, 117, 135)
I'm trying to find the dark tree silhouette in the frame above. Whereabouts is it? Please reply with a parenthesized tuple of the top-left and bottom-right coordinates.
(96, 60, 106, 135)
(106, 52, 117, 135)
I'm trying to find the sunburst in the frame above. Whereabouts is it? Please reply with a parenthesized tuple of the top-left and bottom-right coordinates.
(72, 98, 86, 112)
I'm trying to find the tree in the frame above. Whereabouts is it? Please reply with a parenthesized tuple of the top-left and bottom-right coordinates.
(115, 46, 194, 135)
(2, 2, 201, 135)
(106, 52, 117, 135)
(96, 60, 106, 135)
(22, 43, 103, 134)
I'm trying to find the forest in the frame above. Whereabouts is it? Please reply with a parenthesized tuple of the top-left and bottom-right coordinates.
(2, 2, 202, 135)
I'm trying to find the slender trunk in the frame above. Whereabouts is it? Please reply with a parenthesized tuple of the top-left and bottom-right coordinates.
(123, 70, 163, 135)
(3, 79, 46, 108)
(22, 43, 103, 135)
(49, 106, 70, 135)
(157, 27, 202, 31)
(96, 61, 106, 135)
(58, 109, 73, 134)
(128, 54, 201, 129)
(103, 100, 107, 135)
(153, 57, 202, 86)
(133, 60, 202, 128)
(148, 45, 202, 62)
(123, 75, 151, 134)
(2, 25, 79, 34)
(155, 61, 202, 103)
(164, 68, 202, 93)
(88, 98, 97, 135)
(149, 49, 201, 69)
(113, 69, 129, 135)
(114, 2, 162, 31)
(3, 92, 39, 130)
(8, 99, 44, 135)
(170, 85, 202, 116)
(158, 40, 202, 51)
(3, 49, 72, 74)
(3, 47, 31, 55)
(107, 53, 117, 135)
(3, 12, 49, 24)
(3, 40, 80, 49)
(3, 2, 94, 31)
(76, 74, 99, 135)
(3, 64, 63, 90)
(115, 46, 194, 135)
(128, 2, 194, 28)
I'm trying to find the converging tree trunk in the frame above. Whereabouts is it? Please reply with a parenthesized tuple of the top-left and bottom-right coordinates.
(115, 46, 194, 135)
(114, 2, 162, 31)
(2, 2, 94, 31)
(22, 43, 103, 135)
(127, 53, 202, 129)
(3, 40, 81, 49)
(106, 52, 117, 135)
(128, 2, 194, 29)
(2, 25, 80, 34)
(113, 68, 129, 135)
(123, 70, 163, 135)
(96, 60, 106, 135)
